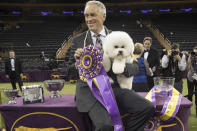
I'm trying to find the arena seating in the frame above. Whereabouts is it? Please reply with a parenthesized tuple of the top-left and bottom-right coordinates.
(1, 14, 196, 73)
(0, 16, 81, 59)
(151, 14, 197, 52)
(105, 16, 162, 50)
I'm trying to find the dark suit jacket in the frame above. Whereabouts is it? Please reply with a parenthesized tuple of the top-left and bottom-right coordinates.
(143, 47, 160, 69)
(5, 58, 23, 75)
(69, 30, 140, 112)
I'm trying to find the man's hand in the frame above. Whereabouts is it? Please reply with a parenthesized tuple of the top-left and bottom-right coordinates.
(74, 48, 84, 60)
(152, 66, 156, 73)
(5, 75, 9, 78)
(20, 73, 23, 77)
(167, 50, 172, 56)
(174, 55, 181, 62)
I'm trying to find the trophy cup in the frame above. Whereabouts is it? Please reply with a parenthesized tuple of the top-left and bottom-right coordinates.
(44, 79, 65, 98)
(153, 77, 175, 97)
(3, 89, 19, 104)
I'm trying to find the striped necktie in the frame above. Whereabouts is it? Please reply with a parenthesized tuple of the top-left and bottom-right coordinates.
(94, 34, 103, 50)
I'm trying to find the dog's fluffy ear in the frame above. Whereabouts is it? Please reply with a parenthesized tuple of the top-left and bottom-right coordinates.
(103, 54, 111, 72)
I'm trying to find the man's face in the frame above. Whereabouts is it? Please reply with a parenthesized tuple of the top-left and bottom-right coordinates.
(9, 51, 15, 58)
(84, 4, 106, 33)
(143, 40, 152, 50)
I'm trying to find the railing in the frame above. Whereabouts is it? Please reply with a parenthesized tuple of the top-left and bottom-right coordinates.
(56, 22, 87, 59)
(56, 35, 71, 58)
(143, 19, 171, 50)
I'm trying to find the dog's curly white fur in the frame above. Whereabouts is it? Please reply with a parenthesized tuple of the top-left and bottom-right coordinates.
(103, 31, 134, 90)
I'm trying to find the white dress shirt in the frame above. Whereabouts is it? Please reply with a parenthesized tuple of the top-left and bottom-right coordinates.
(10, 58, 15, 71)
(161, 54, 187, 71)
(90, 27, 106, 46)
(144, 52, 149, 60)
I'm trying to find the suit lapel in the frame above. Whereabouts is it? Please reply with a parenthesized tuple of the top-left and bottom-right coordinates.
(105, 27, 111, 34)
(148, 49, 152, 59)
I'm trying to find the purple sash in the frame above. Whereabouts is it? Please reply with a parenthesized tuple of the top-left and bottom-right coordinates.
(76, 45, 124, 131)
(145, 85, 182, 130)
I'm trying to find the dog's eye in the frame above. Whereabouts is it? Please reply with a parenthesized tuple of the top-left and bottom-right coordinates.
(121, 46, 124, 48)
(114, 46, 118, 48)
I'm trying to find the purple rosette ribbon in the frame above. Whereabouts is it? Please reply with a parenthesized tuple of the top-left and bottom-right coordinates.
(75, 45, 124, 131)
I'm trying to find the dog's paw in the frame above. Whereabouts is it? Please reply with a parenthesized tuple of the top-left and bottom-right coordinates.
(108, 77, 114, 84)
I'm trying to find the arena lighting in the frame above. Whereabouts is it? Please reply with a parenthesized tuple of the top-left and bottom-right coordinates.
(180, 8, 192, 12)
(159, 9, 171, 12)
(80, 10, 113, 14)
(107, 10, 113, 13)
(41, 11, 52, 15)
(62, 11, 74, 14)
(120, 10, 131, 14)
(141, 9, 152, 13)
(11, 11, 21, 15)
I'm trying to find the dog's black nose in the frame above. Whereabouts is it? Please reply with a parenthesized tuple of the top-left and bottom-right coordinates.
(119, 51, 123, 55)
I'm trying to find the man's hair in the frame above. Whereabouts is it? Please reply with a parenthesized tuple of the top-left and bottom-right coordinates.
(171, 43, 180, 50)
(143, 37, 152, 44)
(9, 50, 15, 53)
(133, 43, 144, 55)
(85, 0, 106, 14)
(193, 46, 197, 50)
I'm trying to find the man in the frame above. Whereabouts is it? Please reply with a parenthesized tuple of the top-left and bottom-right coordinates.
(5, 50, 23, 92)
(40, 51, 49, 62)
(161, 43, 187, 93)
(142, 37, 160, 90)
(69, 1, 153, 131)
(186, 46, 197, 116)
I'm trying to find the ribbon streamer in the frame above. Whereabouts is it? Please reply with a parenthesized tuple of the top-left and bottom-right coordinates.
(145, 85, 182, 130)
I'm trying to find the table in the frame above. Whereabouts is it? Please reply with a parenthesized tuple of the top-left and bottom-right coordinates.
(0, 95, 92, 131)
(0, 93, 193, 131)
(139, 93, 192, 131)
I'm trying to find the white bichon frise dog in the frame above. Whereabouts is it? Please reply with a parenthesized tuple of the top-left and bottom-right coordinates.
(103, 31, 134, 90)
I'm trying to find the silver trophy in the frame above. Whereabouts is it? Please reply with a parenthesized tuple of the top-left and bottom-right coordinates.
(153, 77, 175, 88)
(3, 89, 19, 104)
(44, 79, 65, 98)
(153, 77, 175, 97)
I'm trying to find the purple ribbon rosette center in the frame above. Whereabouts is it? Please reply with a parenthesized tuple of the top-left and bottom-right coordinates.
(75, 45, 124, 131)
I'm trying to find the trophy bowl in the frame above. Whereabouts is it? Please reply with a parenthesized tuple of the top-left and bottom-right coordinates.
(153, 77, 175, 87)
(44, 79, 65, 98)
(153, 77, 175, 97)
(3, 89, 19, 104)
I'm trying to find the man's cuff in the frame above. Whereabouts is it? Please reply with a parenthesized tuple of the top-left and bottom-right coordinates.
(149, 68, 154, 76)
(123, 61, 139, 77)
